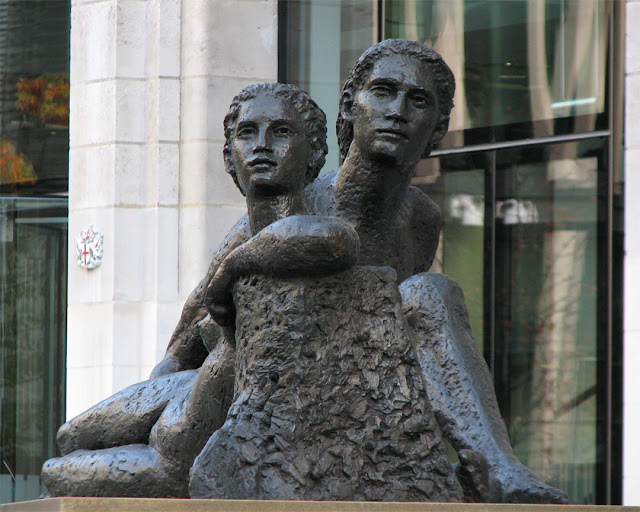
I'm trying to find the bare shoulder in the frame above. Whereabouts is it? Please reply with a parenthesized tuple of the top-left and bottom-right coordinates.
(405, 185, 441, 223)
(305, 170, 339, 215)
(219, 214, 251, 254)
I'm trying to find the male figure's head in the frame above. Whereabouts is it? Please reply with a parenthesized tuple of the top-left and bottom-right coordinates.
(224, 83, 327, 198)
(337, 39, 455, 165)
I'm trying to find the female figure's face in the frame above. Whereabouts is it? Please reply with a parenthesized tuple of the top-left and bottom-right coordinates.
(350, 54, 441, 167)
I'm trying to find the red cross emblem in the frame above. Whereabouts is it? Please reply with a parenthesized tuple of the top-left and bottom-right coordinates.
(76, 225, 104, 270)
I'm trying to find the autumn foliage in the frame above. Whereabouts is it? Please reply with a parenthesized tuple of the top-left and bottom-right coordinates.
(0, 139, 36, 185)
(17, 73, 69, 126)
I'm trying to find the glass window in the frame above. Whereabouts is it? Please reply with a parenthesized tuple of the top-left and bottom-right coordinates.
(282, 0, 378, 172)
(416, 157, 486, 348)
(415, 137, 608, 504)
(0, 198, 67, 502)
(0, 0, 70, 502)
(282, 0, 621, 504)
(0, 1, 70, 195)
(492, 140, 603, 504)
(384, 0, 608, 133)
(283, 0, 611, 161)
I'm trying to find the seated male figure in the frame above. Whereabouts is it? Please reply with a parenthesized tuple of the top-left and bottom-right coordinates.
(42, 83, 353, 498)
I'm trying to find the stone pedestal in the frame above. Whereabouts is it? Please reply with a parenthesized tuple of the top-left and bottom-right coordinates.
(2, 498, 639, 512)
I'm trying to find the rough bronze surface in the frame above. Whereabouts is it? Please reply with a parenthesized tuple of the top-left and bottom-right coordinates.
(44, 42, 567, 504)
(191, 267, 462, 501)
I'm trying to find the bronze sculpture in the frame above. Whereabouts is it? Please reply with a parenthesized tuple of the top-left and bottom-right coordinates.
(42, 40, 568, 505)
(190, 83, 463, 501)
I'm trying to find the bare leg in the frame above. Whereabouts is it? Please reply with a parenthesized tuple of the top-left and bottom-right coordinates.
(150, 337, 235, 479)
(41, 445, 186, 498)
(400, 272, 568, 504)
(43, 339, 235, 498)
(57, 370, 197, 455)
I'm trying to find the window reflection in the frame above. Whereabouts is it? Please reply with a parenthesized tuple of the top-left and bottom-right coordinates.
(282, 0, 377, 172)
(415, 138, 606, 504)
(0, 0, 70, 503)
(495, 142, 601, 504)
(384, 0, 608, 134)
(0, 197, 67, 502)
(417, 156, 486, 348)
(0, 2, 70, 195)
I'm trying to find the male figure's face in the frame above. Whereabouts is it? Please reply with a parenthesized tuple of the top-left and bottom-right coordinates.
(230, 92, 310, 197)
(349, 54, 443, 167)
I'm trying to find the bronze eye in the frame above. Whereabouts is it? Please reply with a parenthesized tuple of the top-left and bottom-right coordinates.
(410, 92, 432, 108)
(236, 125, 256, 138)
(371, 84, 393, 97)
(274, 125, 294, 137)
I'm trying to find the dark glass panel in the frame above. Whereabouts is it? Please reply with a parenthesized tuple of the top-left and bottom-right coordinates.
(492, 139, 604, 504)
(413, 155, 486, 346)
(0, 197, 67, 502)
(0, 0, 69, 503)
(281, 0, 377, 172)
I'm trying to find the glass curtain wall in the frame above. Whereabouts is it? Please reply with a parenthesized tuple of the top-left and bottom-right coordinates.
(281, 0, 622, 504)
(384, 0, 607, 133)
(280, 0, 378, 172)
(420, 137, 612, 504)
(0, 1, 70, 502)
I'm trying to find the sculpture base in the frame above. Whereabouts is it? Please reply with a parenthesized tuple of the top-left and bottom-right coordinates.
(1, 498, 638, 512)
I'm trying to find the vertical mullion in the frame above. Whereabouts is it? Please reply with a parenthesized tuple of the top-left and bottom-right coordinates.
(378, 0, 385, 41)
(484, 150, 497, 374)
(603, 0, 624, 504)
(277, 0, 288, 83)
(604, 1, 613, 501)
(596, 137, 611, 504)
(611, 0, 625, 504)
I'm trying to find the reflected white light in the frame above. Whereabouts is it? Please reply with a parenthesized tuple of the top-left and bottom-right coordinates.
(449, 195, 541, 226)
(551, 97, 597, 109)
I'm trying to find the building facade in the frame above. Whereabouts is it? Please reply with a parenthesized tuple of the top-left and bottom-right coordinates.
(0, 0, 637, 506)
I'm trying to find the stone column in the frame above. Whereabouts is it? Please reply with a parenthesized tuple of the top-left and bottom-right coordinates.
(66, 0, 277, 418)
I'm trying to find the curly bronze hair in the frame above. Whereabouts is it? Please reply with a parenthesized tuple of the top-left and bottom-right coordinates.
(336, 39, 455, 163)
(224, 83, 328, 193)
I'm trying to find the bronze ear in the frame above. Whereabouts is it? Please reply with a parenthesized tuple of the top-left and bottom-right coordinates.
(224, 150, 246, 197)
(340, 88, 354, 123)
(429, 117, 450, 148)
